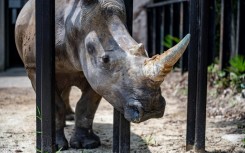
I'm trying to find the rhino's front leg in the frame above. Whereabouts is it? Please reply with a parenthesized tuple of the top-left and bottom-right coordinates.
(70, 86, 102, 149)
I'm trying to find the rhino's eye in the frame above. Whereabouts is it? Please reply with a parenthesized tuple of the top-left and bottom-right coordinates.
(87, 43, 95, 54)
(102, 55, 110, 63)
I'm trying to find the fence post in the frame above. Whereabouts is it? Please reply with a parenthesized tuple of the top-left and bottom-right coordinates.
(219, 0, 232, 70)
(113, 1, 132, 152)
(236, 0, 245, 56)
(186, 0, 199, 150)
(207, 0, 216, 66)
(195, 0, 209, 152)
(180, 1, 189, 73)
(147, 8, 153, 56)
(36, 0, 56, 152)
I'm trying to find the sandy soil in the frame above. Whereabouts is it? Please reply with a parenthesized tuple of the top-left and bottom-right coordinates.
(0, 71, 244, 153)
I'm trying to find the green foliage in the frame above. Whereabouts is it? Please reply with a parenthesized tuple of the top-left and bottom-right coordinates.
(208, 55, 245, 93)
(163, 35, 180, 49)
(227, 55, 245, 75)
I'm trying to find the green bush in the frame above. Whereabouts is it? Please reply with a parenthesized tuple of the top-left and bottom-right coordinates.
(208, 55, 245, 93)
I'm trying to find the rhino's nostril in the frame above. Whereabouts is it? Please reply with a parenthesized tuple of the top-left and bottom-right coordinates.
(125, 101, 144, 123)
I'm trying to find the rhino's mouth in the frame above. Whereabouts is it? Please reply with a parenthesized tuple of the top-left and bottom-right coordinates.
(124, 102, 165, 123)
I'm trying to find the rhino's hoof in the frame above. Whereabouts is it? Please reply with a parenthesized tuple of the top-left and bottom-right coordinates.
(70, 127, 101, 149)
(56, 129, 69, 151)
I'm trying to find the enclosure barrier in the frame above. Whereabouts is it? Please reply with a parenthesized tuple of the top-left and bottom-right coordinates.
(146, 0, 209, 152)
(35, 0, 245, 152)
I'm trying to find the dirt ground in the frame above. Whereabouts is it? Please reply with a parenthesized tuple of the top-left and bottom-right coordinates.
(0, 70, 244, 153)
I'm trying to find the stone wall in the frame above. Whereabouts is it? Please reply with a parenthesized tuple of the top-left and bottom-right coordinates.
(133, 0, 152, 50)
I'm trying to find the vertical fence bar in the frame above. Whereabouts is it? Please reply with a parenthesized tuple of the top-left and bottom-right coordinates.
(195, 0, 209, 152)
(113, 110, 120, 153)
(180, 1, 189, 73)
(155, 7, 162, 55)
(219, 0, 232, 70)
(172, 3, 180, 46)
(0, 1, 6, 71)
(120, 0, 132, 151)
(152, 8, 157, 55)
(236, 0, 245, 56)
(161, 6, 165, 53)
(163, 5, 171, 51)
(207, 0, 216, 66)
(147, 8, 153, 56)
(36, 0, 56, 152)
(112, 1, 132, 152)
(186, 0, 199, 151)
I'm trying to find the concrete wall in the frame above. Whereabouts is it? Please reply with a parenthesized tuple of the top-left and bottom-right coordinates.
(133, 0, 152, 50)
(0, 0, 6, 71)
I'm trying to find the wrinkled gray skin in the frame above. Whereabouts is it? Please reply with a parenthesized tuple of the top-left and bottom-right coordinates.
(15, 0, 190, 150)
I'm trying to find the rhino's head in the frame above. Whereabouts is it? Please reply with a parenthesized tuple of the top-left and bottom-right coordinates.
(67, 0, 190, 123)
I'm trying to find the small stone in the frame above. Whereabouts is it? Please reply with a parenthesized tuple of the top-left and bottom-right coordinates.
(241, 89, 245, 98)
(222, 134, 245, 144)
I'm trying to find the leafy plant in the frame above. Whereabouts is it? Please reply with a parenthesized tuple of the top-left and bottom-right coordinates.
(227, 55, 245, 92)
(227, 55, 245, 75)
(208, 55, 245, 93)
(163, 34, 180, 49)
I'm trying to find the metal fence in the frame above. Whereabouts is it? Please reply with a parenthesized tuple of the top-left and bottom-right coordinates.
(147, 0, 245, 71)
(146, 0, 245, 152)
(35, 0, 245, 152)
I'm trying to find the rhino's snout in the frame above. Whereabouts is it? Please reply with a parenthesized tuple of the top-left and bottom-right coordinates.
(124, 99, 165, 123)
(124, 101, 144, 123)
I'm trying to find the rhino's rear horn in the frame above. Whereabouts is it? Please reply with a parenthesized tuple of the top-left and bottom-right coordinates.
(129, 43, 148, 57)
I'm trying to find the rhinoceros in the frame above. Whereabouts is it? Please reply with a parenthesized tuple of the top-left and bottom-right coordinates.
(15, 0, 190, 150)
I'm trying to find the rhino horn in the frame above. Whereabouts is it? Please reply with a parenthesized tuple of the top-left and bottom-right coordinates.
(129, 43, 148, 56)
(143, 34, 190, 82)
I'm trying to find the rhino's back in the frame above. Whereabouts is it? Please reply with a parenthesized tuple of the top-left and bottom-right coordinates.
(15, 0, 79, 72)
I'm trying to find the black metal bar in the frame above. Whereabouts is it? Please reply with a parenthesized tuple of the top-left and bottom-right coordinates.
(119, 114, 130, 152)
(186, 0, 199, 151)
(172, 3, 180, 68)
(155, 8, 162, 55)
(172, 3, 180, 46)
(152, 9, 157, 55)
(207, 0, 216, 66)
(236, 0, 245, 56)
(160, 8, 165, 53)
(219, 0, 232, 70)
(195, 0, 209, 151)
(180, 1, 189, 73)
(124, 0, 133, 34)
(4, 0, 9, 69)
(113, 110, 120, 153)
(147, 0, 189, 8)
(163, 5, 171, 51)
(36, 0, 56, 152)
(147, 8, 153, 56)
(112, 1, 132, 153)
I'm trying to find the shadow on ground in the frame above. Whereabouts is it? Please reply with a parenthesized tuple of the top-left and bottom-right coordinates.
(63, 123, 151, 153)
